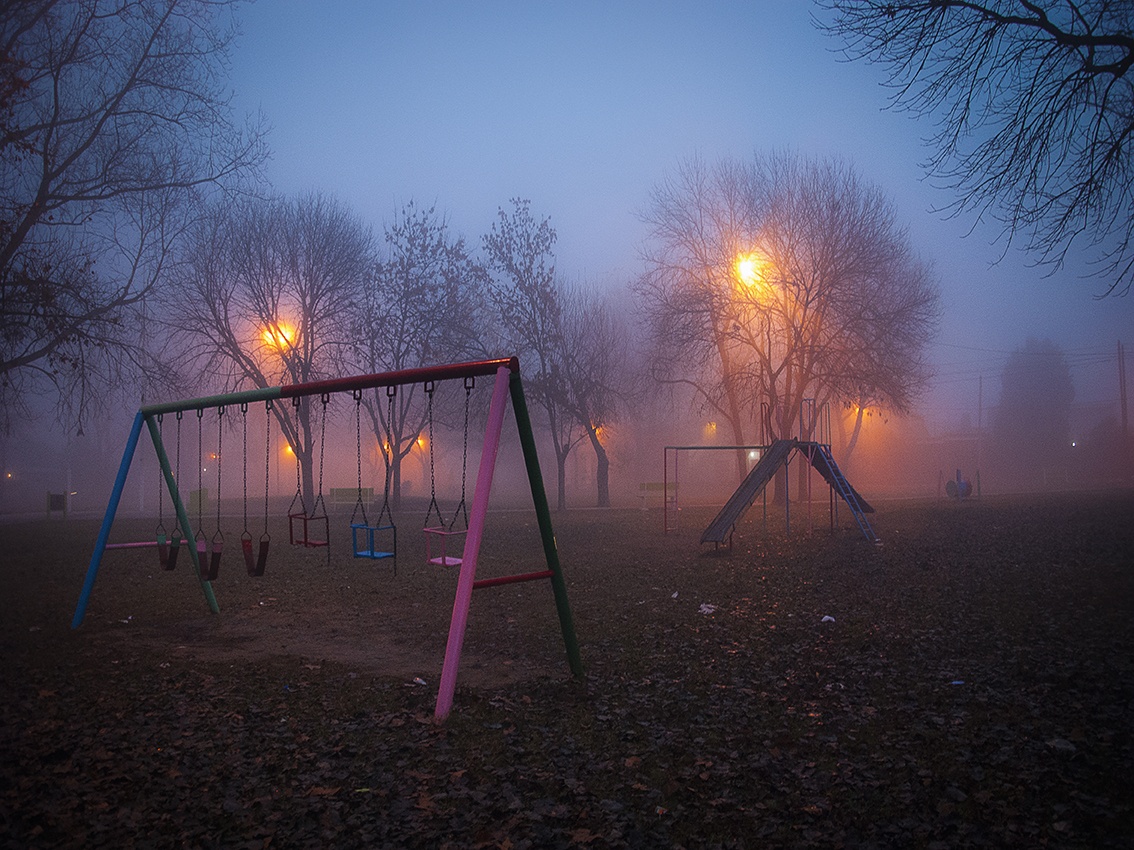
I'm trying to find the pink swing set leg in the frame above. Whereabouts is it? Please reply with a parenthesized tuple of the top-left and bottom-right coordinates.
(435, 366, 510, 720)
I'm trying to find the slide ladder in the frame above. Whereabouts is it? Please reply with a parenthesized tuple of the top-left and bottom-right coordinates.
(700, 439, 796, 545)
(800, 442, 880, 544)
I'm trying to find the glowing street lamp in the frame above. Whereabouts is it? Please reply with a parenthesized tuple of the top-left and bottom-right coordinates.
(736, 253, 762, 287)
(261, 321, 296, 349)
(734, 252, 776, 300)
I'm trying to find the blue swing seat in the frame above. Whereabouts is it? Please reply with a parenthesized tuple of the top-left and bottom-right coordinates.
(352, 521, 396, 560)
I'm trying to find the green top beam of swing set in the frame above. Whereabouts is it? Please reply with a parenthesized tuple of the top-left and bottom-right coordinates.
(140, 357, 520, 416)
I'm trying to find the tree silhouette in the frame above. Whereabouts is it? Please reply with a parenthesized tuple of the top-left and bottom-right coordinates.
(819, 0, 1134, 296)
(482, 199, 580, 510)
(991, 337, 1075, 489)
(637, 153, 939, 494)
(0, 0, 266, 427)
(171, 193, 371, 507)
(352, 201, 487, 507)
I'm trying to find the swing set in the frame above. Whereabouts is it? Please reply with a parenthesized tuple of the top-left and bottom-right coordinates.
(71, 357, 582, 720)
(423, 377, 473, 567)
(351, 387, 397, 564)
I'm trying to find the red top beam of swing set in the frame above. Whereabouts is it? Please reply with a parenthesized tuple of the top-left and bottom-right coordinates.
(138, 358, 520, 416)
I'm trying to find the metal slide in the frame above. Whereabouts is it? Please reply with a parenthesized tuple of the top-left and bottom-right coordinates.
(700, 439, 797, 545)
(700, 439, 880, 546)
(798, 442, 880, 544)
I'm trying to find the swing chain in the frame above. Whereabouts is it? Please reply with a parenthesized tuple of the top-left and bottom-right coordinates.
(263, 399, 272, 539)
(174, 411, 183, 538)
(351, 388, 367, 526)
(240, 402, 249, 535)
(289, 396, 306, 515)
(313, 392, 329, 516)
(424, 381, 444, 528)
(377, 385, 396, 527)
(196, 407, 204, 538)
(453, 377, 474, 530)
(155, 413, 165, 535)
(214, 405, 224, 544)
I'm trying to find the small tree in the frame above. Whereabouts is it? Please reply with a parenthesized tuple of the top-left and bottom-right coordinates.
(560, 284, 629, 507)
(352, 201, 487, 506)
(819, 0, 1134, 296)
(172, 192, 372, 506)
(483, 199, 583, 510)
(0, 0, 266, 427)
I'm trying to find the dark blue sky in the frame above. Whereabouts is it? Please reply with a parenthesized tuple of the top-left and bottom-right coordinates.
(229, 0, 1133, 432)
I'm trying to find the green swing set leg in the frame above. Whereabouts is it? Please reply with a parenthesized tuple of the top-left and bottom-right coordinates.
(147, 415, 220, 611)
(71, 413, 218, 629)
(509, 372, 584, 680)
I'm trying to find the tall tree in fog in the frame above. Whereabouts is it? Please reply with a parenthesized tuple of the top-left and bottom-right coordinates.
(559, 285, 629, 508)
(352, 201, 487, 506)
(637, 153, 939, 489)
(483, 199, 574, 509)
(171, 193, 371, 506)
(819, 0, 1134, 297)
(991, 338, 1075, 488)
(0, 0, 266, 428)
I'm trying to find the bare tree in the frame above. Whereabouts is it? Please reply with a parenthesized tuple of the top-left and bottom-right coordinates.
(744, 153, 939, 455)
(637, 153, 940, 494)
(352, 201, 487, 507)
(636, 157, 765, 476)
(0, 0, 266, 427)
(818, 0, 1134, 296)
(482, 199, 584, 510)
(170, 192, 372, 506)
(559, 284, 630, 508)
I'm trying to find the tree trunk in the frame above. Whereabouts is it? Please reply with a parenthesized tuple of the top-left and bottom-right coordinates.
(844, 405, 866, 471)
(586, 426, 610, 508)
(556, 448, 568, 511)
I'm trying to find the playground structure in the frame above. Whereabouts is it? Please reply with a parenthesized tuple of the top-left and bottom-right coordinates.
(942, 468, 976, 500)
(666, 400, 880, 546)
(698, 439, 878, 546)
(662, 444, 767, 533)
(71, 357, 583, 720)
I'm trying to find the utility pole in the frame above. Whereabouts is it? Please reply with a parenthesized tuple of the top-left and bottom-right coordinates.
(1120, 340, 1130, 481)
(1119, 340, 1128, 438)
(977, 374, 983, 497)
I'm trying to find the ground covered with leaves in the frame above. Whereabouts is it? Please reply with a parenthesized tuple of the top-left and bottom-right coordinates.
(2, 491, 1133, 848)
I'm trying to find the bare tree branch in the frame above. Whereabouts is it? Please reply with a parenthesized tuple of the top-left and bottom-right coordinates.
(636, 153, 941, 478)
(1, 0, 267, 428)
(818, 0, 1134, 296)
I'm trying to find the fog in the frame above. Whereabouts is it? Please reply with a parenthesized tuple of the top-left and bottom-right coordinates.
(3, 350, 1129, 528)
(5, 1, 1133, 521)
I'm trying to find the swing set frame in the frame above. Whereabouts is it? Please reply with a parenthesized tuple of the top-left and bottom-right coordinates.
(71, 357, 582, 719)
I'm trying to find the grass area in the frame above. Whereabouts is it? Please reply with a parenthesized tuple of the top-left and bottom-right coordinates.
(2, 491, 1133, 848)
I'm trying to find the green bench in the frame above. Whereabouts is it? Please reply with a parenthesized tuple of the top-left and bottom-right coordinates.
(329, 487, 374, 505)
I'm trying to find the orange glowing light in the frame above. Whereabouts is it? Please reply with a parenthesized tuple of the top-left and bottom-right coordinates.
(261, 322, 296, 348)
(736, 255, 761, 287)
(734, 252, 775, 298)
